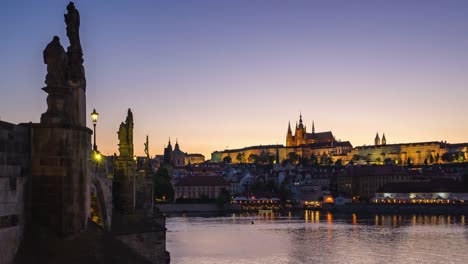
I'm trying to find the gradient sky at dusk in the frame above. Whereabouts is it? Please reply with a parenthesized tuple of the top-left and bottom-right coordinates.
(2, 0, 468, 158)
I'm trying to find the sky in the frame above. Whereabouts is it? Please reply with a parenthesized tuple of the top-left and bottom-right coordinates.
(2, 0, 468, 159)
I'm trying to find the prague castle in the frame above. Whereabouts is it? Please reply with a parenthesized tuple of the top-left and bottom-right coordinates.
(286, 114, 334, 147)
(212, 114, 352, 163)
(212, 114, 468, 166)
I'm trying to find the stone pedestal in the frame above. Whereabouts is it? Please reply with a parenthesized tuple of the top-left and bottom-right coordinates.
(113, 158, 137, 214)
(40, 86, 72, 125)
(30, 124, 91, 236)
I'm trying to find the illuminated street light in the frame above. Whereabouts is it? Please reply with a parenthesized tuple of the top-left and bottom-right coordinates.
(91, 109, 99, 151)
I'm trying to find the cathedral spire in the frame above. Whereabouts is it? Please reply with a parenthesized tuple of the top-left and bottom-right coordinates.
(382, 133, 387, 145)
(312, 120, 315, 134)
(287, 121, 292, 134)
(175, 138, 180, 150)
(375, 133, 380, 146)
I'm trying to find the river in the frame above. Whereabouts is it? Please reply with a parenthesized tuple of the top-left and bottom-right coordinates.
(166, 210, 468, 264)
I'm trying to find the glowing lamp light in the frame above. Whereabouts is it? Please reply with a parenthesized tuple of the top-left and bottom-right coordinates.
(91, 108, 99, 123)
(94, 152, 102, 161)
(133, 156, 137, 161)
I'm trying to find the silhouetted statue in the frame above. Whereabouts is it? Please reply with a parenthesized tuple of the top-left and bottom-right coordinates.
(144, 135, 149, 158)
(117, 109, 134, 157)
(118, 122, 128, 146)
(64, 1, 86, 91)
(64, 2, 81, 50)
(43, 36, 68, 87)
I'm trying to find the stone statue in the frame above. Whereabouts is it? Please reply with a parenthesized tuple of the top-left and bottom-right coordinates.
(117, 109, 134, 157)
(43, 36, 68, 87)
(144, 135, 149, 158)
(118, 122, 128, 145)
(125, 109, 133, 145)
(64, 1, 86, 91)
(64, 2, 81, 50)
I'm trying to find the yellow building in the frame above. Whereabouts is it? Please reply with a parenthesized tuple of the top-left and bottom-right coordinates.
(344, 137, 468, 166)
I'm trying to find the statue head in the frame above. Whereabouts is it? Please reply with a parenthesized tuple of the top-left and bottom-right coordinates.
(67, 2, 76, 11)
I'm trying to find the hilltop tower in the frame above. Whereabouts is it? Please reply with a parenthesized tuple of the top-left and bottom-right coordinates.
(163, 138, 173, 165)
(375, 133, 381, 146)
(295, 113, 307, 145)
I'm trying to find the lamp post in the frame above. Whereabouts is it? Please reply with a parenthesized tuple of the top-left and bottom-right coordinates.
(91, 109, 99, 151)
(133, 155, 137, 213)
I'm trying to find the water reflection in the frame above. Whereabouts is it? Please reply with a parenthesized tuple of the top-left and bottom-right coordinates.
(167, 211, 468, 264)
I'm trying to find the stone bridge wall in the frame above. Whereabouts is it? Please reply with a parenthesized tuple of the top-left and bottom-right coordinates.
(90, 158, 113, 231)
(0, 121, 30, 264)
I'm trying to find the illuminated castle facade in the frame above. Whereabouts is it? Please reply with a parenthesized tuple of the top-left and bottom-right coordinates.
(286, 114, 335, 147)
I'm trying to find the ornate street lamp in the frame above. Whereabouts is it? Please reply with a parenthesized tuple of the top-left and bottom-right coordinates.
(91, 108, 99, 151)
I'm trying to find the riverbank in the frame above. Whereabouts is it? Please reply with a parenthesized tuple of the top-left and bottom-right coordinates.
(156, 203, 222, 213)
(157, 202, 468, 215)
(323, 203, 468, 214)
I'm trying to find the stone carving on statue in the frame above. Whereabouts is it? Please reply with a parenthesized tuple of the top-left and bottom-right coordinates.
(43, 36, 68, 87)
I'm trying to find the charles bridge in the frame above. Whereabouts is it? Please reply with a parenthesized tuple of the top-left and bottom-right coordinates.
(0, 2, 169, 263)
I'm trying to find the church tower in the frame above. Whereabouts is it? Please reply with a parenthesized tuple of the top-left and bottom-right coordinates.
(382, 133, 387, 145)
(295, 113, 307, 146)
(163, 138, 173, 165)
(286, 121, 294, 147)
(375, 133, 380, 146)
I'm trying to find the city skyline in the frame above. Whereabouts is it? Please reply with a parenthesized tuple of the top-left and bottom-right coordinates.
(2, 0, 468, 158)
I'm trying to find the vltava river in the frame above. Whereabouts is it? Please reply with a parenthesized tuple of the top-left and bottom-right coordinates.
(166, 211, 468, 264)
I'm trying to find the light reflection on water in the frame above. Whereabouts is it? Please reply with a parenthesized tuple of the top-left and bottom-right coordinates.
(166, 210, 468, 264)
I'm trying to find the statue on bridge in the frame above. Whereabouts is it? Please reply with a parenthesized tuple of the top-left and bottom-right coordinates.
(43, 36, 68, 87)
(144, 135, 149, 158)
(117, 109, 134, 158)
(64, 1, 86, 90)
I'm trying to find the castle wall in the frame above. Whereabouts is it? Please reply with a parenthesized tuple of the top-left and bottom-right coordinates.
(346, 142, 446, 165)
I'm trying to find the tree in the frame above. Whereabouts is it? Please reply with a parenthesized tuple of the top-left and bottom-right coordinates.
(299, 157, 310, 166)
(407, 157, 412, 166)
(154, 167, 174, 202)
(287, 152, 300, 164)
(442, 153, 454, 163)
(248, 154, 260, 164)
(320, 154, 332, 165)
(335, 159, 343, 166)
(236, 152, 244, 163)
(223, 156, 232, 164)
(375, 157, 381, 164)
(310, 154, 318, 165)
(429, 154, 434, 164)
(352, 154, 360, 162)
(259, 150, 273, 164)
